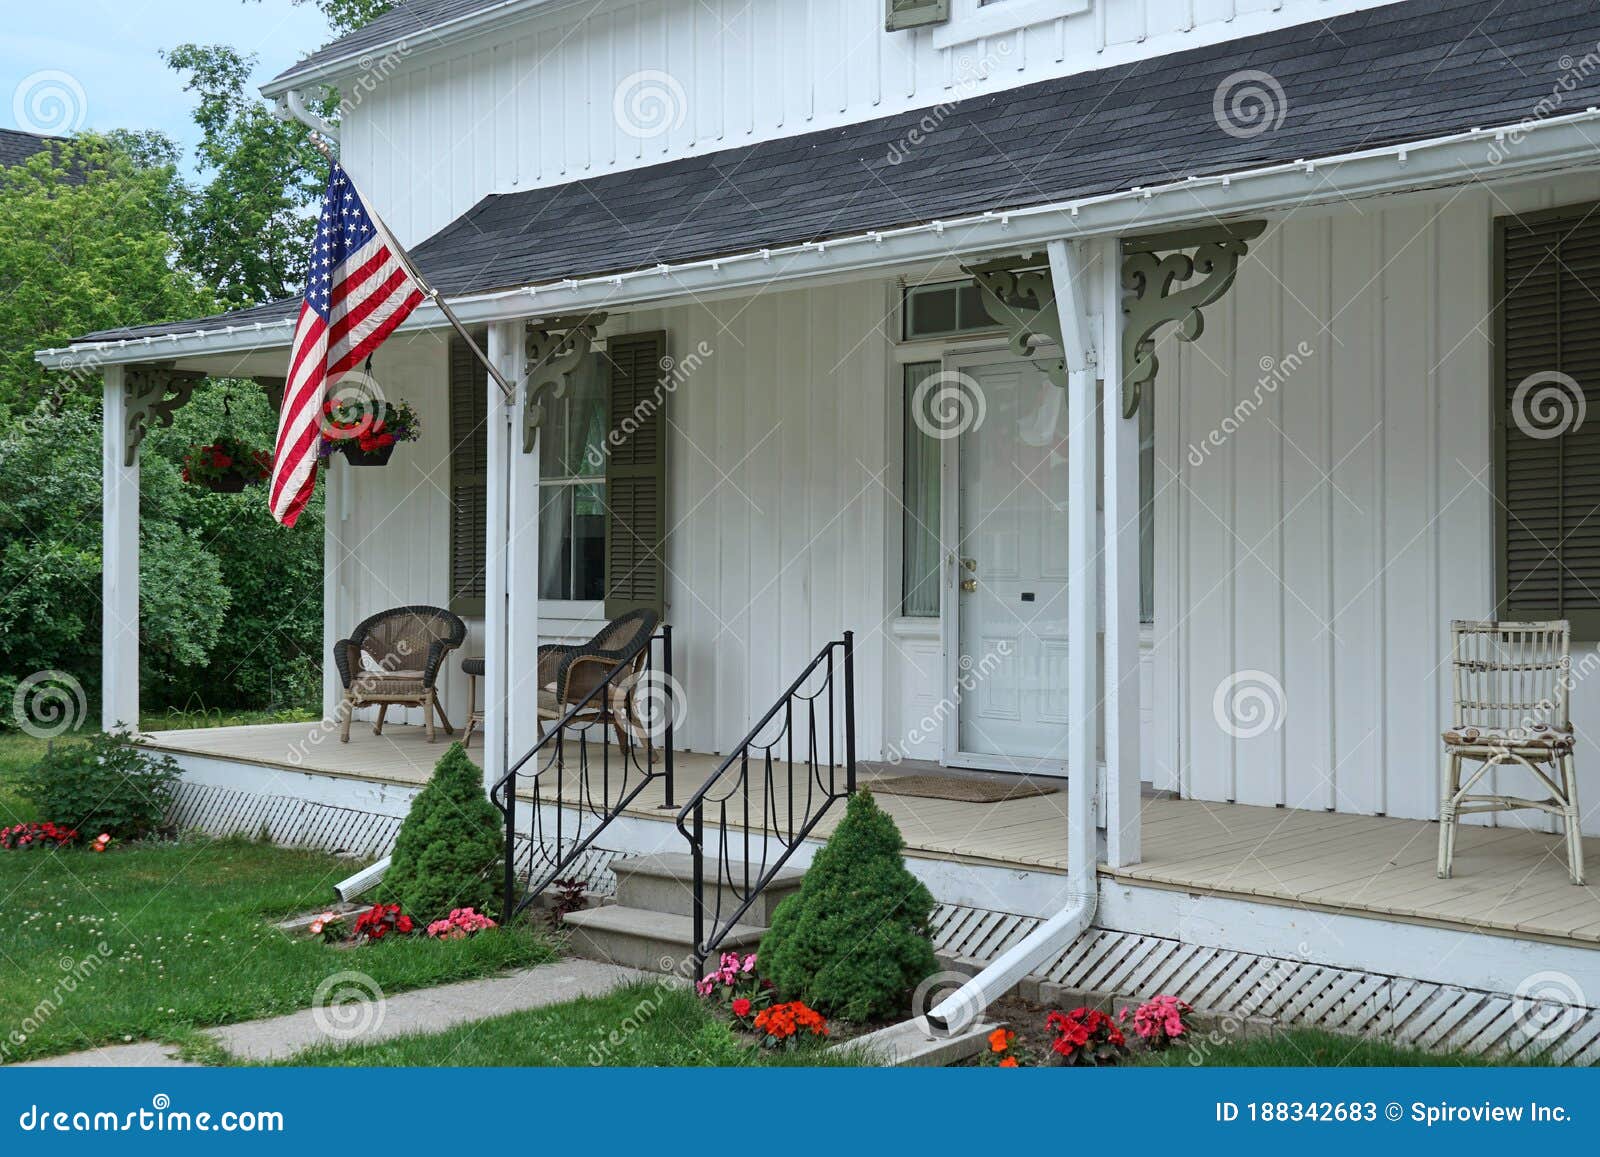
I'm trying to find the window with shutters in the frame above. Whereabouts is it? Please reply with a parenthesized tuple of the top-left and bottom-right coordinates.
(1496, 204, 1600, 639)
(539, 355, 609, 602)
(602, 331, 668, 618)
(448, 333, 488, 616)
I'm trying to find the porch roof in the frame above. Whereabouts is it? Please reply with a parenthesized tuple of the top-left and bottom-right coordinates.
(58, 0, 1600, 353)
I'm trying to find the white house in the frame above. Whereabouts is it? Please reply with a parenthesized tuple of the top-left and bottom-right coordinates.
(36, 0, 1600, 1056)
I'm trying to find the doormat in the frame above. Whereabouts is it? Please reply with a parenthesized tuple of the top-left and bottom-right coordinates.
(868, 774, 1058, 803)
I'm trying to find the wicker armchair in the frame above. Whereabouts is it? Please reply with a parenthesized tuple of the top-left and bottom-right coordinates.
(537, 609, 660, 750)
(334, 605, 467, 743)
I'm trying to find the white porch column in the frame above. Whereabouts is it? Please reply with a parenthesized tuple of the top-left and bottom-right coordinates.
(483, 321, 540, 794)
(1047, 239, 1101, 876)
(1099, 237, 1142, 867)
(503, 329, 542, 764)
(101, 366, 139, 733)
(482, 323, 517, 792)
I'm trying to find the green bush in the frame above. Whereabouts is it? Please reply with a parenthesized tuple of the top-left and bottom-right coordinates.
(759, 790, 939, 1022)
(382, 744, 504, 923)
(19, 732, 181, 838)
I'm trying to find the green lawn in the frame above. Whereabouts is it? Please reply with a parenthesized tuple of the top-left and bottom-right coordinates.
(274, 982, 866, 1067)
(0, 721, 552, 1063)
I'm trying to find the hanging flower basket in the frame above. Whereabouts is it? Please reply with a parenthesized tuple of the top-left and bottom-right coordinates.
(340, 441, 397, 467)
(182, 436, 270, 492)
(320, 396, 420, 468)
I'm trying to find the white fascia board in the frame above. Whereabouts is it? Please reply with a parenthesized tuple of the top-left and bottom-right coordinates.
(260, 0, 582, 99)
(36, 112, 1600, 371)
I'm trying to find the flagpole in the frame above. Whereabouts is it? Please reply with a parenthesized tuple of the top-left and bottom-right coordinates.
(307, 132, 517, 402)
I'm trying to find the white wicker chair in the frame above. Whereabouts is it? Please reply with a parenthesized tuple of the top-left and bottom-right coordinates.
(1439, 620, 1583, 885)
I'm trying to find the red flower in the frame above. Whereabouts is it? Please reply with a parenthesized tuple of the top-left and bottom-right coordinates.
(396, 915, 413, 934)
(731, 998, 751, 1018)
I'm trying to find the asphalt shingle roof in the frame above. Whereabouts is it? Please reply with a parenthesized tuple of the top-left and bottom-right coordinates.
(268, 0, 534, 89)
(0, 127, 68, 170)
(81, 0, 1600, 345)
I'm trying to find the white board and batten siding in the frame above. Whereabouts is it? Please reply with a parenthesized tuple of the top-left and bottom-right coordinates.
(335, 0, 1403, 248)
(1154, 176, 1600, 837)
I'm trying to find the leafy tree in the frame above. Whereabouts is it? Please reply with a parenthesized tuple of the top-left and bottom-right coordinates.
(0, 135, 209, 418)
(760, 791, 939, 1021)
(383, 744, 505, 922)
(164, 44, 326, 310)
(0, 408, 231, 715)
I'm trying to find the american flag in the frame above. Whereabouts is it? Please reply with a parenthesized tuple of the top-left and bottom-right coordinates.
(270, 163, 427, 526)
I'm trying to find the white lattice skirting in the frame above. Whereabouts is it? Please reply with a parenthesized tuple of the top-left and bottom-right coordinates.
(931, 905, 1600, 1065)
(171, 782, 1600, 1064)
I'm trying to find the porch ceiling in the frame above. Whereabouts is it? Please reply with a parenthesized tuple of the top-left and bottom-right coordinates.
(56, 0, 1600, 357)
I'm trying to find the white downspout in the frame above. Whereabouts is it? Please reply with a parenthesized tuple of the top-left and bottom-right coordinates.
(926, 237, 1103, 1034)
(274, 89, 339, 142)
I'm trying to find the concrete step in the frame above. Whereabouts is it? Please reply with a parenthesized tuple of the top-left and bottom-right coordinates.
(611, 852, 805, 925)
(562, 905, 765, 975)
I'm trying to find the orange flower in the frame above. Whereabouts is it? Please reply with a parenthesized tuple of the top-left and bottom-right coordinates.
(988, 1027, 1014, 1054)
(999, 1057, 1019, 1068)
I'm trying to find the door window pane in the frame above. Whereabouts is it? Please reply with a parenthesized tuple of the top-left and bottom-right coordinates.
(902, 361, 942, 617)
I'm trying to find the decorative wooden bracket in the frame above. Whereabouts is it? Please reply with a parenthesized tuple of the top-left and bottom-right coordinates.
(1119, 221, 1266, 417)
(123, 364, 207, 466)
(966, 257, 1068, 390)
(255, 376, 288, 414)
(522, 315, 605, 454)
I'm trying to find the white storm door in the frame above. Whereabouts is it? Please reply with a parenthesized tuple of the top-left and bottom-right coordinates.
(942, 355, 1072, 773)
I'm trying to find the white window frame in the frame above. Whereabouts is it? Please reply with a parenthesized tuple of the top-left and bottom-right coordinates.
(932, 0, 1091, 50)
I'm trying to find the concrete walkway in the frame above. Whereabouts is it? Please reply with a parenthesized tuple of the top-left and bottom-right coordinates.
(12, 958, 652, 1067)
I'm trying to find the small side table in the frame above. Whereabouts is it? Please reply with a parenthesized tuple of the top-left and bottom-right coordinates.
(461, 656, 484, 749)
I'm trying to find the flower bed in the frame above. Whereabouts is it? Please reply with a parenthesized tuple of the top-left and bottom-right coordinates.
(0, 822, 78, 850)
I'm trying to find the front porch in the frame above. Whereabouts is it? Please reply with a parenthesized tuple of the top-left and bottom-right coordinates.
(140, 721, 1600, 952)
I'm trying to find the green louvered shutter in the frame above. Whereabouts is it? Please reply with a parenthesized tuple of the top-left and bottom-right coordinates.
(448, 332, 489, 616)
(886, 0, 950, 31)
(604, 331, 668, 618)
(1497, 206, 1600, 639)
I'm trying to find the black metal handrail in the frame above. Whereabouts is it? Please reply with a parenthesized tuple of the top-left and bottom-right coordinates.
(491, 626, 674, 920)
(675, 631, 855, 974)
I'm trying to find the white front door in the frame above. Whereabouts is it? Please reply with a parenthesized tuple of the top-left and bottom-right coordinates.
(943, 354, 1073, 773)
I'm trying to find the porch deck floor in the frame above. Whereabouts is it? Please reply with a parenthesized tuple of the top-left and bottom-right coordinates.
(141, 722, 1600, 950)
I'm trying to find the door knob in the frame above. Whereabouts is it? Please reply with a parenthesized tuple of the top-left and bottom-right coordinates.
(961, 557, 978, 573)
(960, 579, 978, 594)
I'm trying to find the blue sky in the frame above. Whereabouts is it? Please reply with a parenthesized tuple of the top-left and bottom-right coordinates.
(2, 0, 333, 161)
